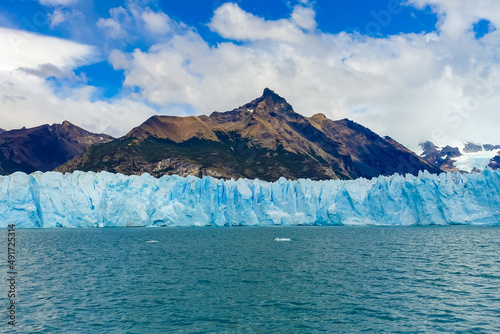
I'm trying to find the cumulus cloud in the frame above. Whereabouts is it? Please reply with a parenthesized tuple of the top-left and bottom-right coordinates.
(0, 73, 156, 136)
(106, 1, 500, 149)
(4, 1, 500, 149)
(291, 5, 317, 31)
(97, 6, 130, 40)
(141, 8, 171, 34)
(0, 27, 155, 137)
(408, 0, 500, 38)
(208, 3, 307, 42)
(97, 4, 174, 41)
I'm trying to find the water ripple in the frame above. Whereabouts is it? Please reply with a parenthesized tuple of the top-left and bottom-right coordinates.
(11, 226, 500, 332)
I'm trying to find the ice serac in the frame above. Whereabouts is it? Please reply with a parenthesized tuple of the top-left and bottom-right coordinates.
(1, 170, 500, 228)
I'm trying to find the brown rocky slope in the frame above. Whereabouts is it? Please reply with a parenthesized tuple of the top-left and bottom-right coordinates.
(0, 121, 113, 175)
(57, 89, 441, 181)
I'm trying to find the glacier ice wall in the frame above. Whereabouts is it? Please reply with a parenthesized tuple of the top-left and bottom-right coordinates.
(1, 170, 500, 228)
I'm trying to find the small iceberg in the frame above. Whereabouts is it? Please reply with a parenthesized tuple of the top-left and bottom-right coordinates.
(146, 240, 159, 243)
(275, 238, 291, 242)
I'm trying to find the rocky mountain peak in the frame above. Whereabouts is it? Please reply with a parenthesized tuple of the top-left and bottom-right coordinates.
(463, 142, 482, 153)
(420, 140, 438, 153)
(57, 89, 441, 181)
(440, 145, 461, 157)
(240, 88, 296, 120)
(0, 121, 114, 175)
(311, 113, 327, 120)
(61, 120, 72, 128)
(262, 87, 284, 101)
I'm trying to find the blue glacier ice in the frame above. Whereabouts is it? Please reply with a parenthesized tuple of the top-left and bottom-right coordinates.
(1, 169, 500, 228)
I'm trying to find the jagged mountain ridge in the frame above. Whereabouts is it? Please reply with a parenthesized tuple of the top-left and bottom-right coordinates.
(0, 121, 114, 175)
(57, 89, 439, 181)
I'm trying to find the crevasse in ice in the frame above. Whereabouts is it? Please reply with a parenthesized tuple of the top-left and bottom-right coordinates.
(0, 169, 499, 228)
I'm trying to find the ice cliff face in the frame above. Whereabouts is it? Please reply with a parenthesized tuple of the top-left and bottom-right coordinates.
(1, 170, 500, 228)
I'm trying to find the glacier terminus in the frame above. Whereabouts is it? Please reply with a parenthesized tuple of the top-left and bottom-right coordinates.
(1, 170, 500, 228)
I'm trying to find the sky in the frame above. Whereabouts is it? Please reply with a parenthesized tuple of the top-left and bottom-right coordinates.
(1, 0, 500, 151)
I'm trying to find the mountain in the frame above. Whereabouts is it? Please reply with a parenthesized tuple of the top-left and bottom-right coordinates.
(419, 141, 500, 172)
(57, 89, 440, 181)
(0, 121, 113, 175)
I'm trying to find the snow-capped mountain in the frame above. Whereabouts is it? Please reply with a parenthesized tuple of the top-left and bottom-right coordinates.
(420, 141, 500, 172)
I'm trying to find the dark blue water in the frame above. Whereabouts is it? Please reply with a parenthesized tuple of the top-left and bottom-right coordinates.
(6, 226, 500, 333)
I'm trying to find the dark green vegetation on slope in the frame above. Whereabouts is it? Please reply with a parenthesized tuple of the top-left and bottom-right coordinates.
(63, 133, 340, 181)
(56, 89, 441, 181)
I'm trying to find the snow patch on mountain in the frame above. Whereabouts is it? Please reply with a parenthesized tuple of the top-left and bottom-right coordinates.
(452, 149, 499, 172)
(420, 141, 500, 172)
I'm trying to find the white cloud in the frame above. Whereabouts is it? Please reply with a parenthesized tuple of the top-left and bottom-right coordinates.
(108, 2, 500, 149)
(291, 5, 316, 31)
(109, 49, 132, 70)
(0, 73, 156, 136)
(97, 7, 130, 40)
(0, 27, 155, 137)
(97, 4, 174, 41)
(38, 0, 78, 6)
(142, 8, 171, 34)
(0, 27, 96, 72)
(49, 9, 67, 27)
(208, 3, 306, 43)
(407, 0, 500, 39)
(48, 9, 85, 29)
(4, 1, 500, 150)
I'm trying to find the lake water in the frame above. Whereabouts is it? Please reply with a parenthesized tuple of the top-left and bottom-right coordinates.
(7, 226, 500, 333)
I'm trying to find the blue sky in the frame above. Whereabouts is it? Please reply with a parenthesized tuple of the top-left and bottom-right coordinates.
(0, 0, 500, 149)
(0, 0, 439, 99)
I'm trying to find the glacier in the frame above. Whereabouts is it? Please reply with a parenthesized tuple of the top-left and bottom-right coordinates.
(1, 170, 500, 228)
